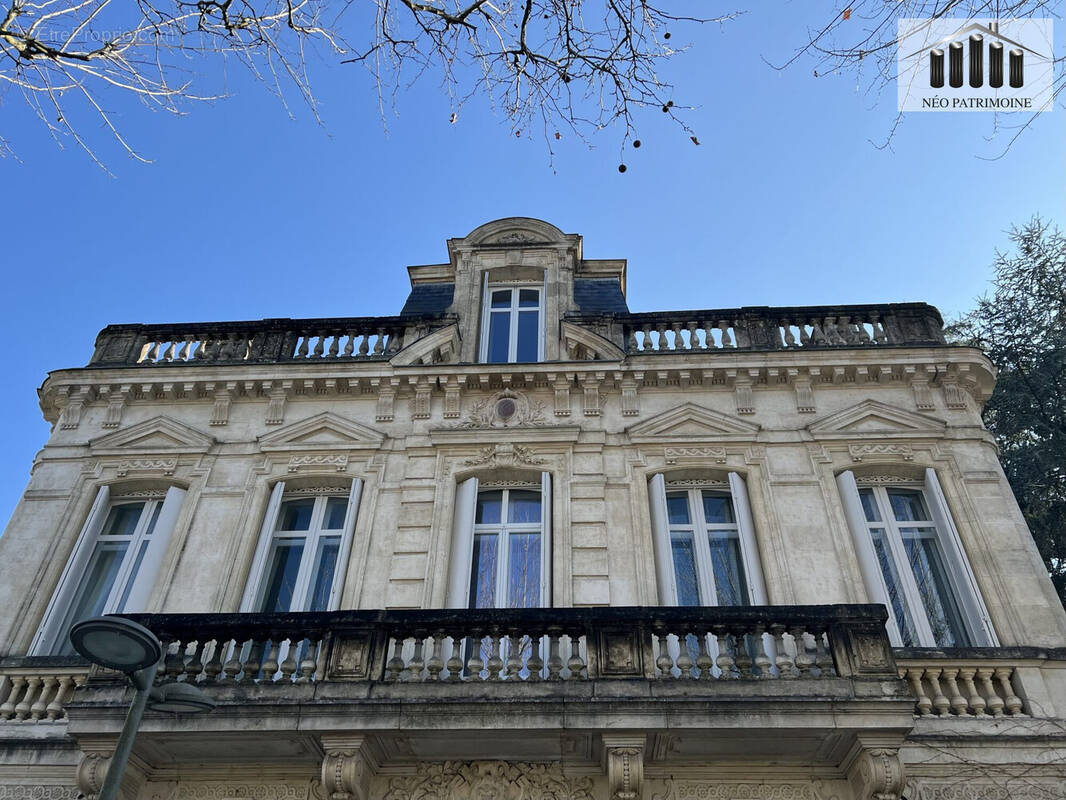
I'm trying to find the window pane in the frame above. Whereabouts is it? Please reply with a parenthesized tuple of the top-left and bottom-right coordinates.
(469, 534, 499, 609)
(260, 540, 305, 612)
(902, 529, 970, 647)
(508, 532, 541, 608)
(518, 289, 539, 308)
(666, 493, 691, 525)
(476, 491, 502, 524)
(871, 529, 918, 646)
(709, 534, 748, 605)
(102, 503, 145, 537)
(306, 537, 341, 612)
(889, 490, 930, 522)
(56, 541, 129, 654)
(487, 312, 511, 363)
(278, 499, 315, 532)
(670, 532, 700, 606)
(859, 489, 882, 523)
(143, 503, 163, 537)
(323, 497, 349, 530)
(507, 490, 541, 524)
(516, 310, 539, 361)
(490, 289, 512, 308)
(702, 492, 735, 524)
(116, 540, 150, 611)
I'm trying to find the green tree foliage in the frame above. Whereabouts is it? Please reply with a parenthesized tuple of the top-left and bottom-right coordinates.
(950, 219, 1066, 608)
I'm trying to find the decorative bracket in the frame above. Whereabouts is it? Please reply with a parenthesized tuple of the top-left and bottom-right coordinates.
(845, 738, 905, 800)
(602, 734, 645, 800)
(320, 735, 376, 800)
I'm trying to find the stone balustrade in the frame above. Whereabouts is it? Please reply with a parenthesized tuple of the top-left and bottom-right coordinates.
(121, 604, 898, 687)
(87, 316, 437, 367)
(576, 303, 945, 354)
(0, 659, 89, 722)
(895, 652, 1032, 717)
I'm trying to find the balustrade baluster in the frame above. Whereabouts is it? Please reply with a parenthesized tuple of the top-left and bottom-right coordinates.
(183, 641, 206, 682)
(871, 315, 887, 343)
(526, 632, 544, 681)
(958, 668, 984, 716)
(446, 634, 464, 682)
(772, 625, 797, 678)
(669, 322, 683, 350)
(504, 630, 523, 681)
(639, 325, 651, 352)
(675, 628, 695, 680)
(297, 638, 319, 683)
(799, 324, 811, 346)
(342, 334, 355, 357)
(177, 340, 191, 361)
(712, 627, 735, 679)
(144, 342, 160, 363)
(782, 321, 795, 347)
(467, 629, 485, 680)
(941, 668, 968, 716)
(164, 642, 187, 682)
(655, 631, 674, 679)
(546, 629, 564, 681)
(994, 668, 1023, 715)
(372, 330, 386, 355)
(978, 668, 1004, 716)
(46, 676, 74, 721)
(426, 632, 445, 682)
(813, 630, 835, 677)
(357, 334, 370, 356)
(1, 676, 26, 720)
(203, 640, 225, 683)
(928, 669, 951, 716)
(240, 640, 264, 684)
(30, 676, 55, 720)
(261, 640, 282, 683)
(328, 335, 340, 357)
(627, 329, 639, 352)
(485, 632, 504, 682)
(566, 631, 586, 680)
(161, 342, 175, 362)
(296, 335, 310, 358)
(905, 669, 934, 716)
(695, 631, 714, 680)
(792, 628, 815, 677)
(279, 638, 299, 682)
(408, 632, 426, 681)
(856, 318, 872, 343)
(733, 627, 754, 679)
(384, 635, 406, 683)
(751, 626, 772, 678)
(222, 641, 244, 682)
(720, 321, 734, 348)
(14, 677, 40, 720)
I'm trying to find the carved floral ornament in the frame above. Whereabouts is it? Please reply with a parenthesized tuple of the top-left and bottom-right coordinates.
(382, 761, 594, 800)
(651, 783, 822, 800)
(456, 389, 547, 428)
(464, 444, 547, 468)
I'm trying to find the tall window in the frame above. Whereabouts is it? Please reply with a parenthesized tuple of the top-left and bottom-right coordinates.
(446, 475, 552, 609)
(242, 480, 363, 614)
(31, 485, 187, 655)
(648, 474, 767, 607)
(666, 489, 749, 607)
(837, 468, 997, 648)
(470, 489, 543, 609)
(480, 285, 543, 363)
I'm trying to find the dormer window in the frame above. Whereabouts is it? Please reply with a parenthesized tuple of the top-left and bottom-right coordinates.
(480, 284, 543, 363)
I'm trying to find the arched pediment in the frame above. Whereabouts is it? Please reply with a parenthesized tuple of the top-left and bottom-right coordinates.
(390, 323, 460, 366)
(561, 321, 625, 362)
(462, 217, 570, 247)
(626, 403, 761, 442)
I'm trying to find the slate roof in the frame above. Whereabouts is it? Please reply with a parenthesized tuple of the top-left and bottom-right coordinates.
(400, 283, 455, 317)
(573, 279, 629, 314)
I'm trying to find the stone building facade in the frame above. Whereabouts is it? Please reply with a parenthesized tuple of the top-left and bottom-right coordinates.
(1, 217, 1065, 800)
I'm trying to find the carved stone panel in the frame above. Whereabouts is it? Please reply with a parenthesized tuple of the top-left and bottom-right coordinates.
(382, 761, 594, 800)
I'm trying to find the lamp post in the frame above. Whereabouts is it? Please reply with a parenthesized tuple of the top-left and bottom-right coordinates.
(69, 616, 215, 800)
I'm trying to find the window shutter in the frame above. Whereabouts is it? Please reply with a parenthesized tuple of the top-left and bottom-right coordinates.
(327, 478, 364, 611)
(122, 485, 187, 612)
(30, 485, 111, 655)
(836, 470, 904, 645)
(924, 468, 999, 646)
(540, 472, 552, 608)
(446, 477, 479, 608)
(648, 474, 677, 605)
(240, 481, 286, 612)
(727, 472, 768, 605)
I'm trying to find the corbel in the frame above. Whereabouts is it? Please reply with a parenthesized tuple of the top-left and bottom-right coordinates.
(549, 373, 572, 417)
(59, 386, 90, 430)
(412, 377, 433, 420)
(101, 385, 132, 429)
(264, 380, 291, 425)
(443, 376, 463, 418)
(375, 378, 400, 422)
(320, 735, 378, 800)
(210, 382, 236, 426)
(734, 370, 755, 415)
(602, 734, 645, 800)
(789, 368, 815, 414)
(619, 372, 639, 417)
(844, 737, 906, 800)
(906, 365, 936, 410)
(581, 372, 604, 417)
(941, 366, 968, 410)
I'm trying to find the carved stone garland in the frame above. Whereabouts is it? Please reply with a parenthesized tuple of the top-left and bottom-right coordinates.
(382, 761, 595, 800)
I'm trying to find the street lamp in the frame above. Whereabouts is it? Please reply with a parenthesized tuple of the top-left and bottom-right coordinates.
(70, 616, 215, 800)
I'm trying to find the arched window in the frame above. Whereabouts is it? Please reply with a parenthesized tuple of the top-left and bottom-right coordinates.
(31, 483, 187, 655)
(836, 468, 997, 647)
(647, 472, 767, 607)
(478, 269, 546, 363)
(447, 473, 552, 609)
(241, 478, 363, 614)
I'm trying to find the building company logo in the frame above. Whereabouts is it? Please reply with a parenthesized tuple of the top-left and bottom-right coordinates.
(897, 18, 1053, 112)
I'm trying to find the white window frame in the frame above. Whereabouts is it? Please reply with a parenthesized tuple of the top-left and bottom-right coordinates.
(648, 473, 767, 607)
(447, 474, 552, 609)
(478, 274, 545, 363)
(837, 469, 997, 647)
(240, 479, 363, 614)
(30, 484, 187, 655)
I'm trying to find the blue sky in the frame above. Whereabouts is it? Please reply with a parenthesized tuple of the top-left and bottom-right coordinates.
(1, 4, 1063, 527)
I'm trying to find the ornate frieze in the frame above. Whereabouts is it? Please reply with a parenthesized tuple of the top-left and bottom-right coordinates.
(651, 782, 821, 799)
(848, 444, 914, 462)
(464, 443, 546, 468)
(287, 454, 349, 473)
(664, 447, 728, 466)
(115, 458, 178, 477)
(381, 761, 594, 800)
(0, 787, 82, 800)
(906, 781, 1066, 800)
(456, 389, 547, 428)
(173, 783, 313, 799)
